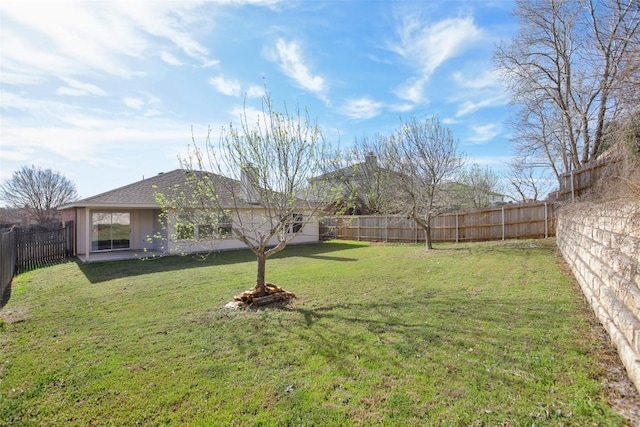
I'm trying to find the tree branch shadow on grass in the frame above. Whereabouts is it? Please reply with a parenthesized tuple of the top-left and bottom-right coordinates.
(257, 290, 586, 380)
(76, 241, 366, 284)
(270, 297, 449, 374)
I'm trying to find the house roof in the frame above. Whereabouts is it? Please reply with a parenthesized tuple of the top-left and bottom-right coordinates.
(311, 155, 388, 182)
(59, 169, 253, 210)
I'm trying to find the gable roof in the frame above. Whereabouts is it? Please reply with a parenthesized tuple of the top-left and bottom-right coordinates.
(311, 155, 389, 182)
(59, 169, 250, 209)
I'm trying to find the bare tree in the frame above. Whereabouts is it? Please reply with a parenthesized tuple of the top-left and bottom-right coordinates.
(584, 0, 640, 159)
(457, 164, 504, 209)
(347, 134, 395, 214)
(156, 93, 337, 297)
(387, 115, 465, 250)
(0, 165, 78, 225)
(505, 158, 555, 202)
(495, 0, 640, 186)
(321, 134, 396, 214)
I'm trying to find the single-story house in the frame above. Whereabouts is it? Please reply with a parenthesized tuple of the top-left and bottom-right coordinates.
(59, 169, 319, 262)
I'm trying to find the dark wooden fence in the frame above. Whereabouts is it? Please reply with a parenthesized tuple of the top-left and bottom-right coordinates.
(0, 223, 75, 307)
(1, 228, 17, 305)
(320, 202, 556, 243)
(548, 157, 623, 202)
(15, 226, 75, 273)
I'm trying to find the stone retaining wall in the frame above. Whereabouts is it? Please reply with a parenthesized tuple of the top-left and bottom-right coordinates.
(556, 202, 640, 392)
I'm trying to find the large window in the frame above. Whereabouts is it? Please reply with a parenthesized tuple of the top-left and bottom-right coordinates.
(175, 211, 233, 240)
(92, 212, 130, 251)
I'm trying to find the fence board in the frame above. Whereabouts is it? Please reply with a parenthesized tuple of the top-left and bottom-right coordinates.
(1, 228, 17, 304)
(548, 157, 622, 201)
(320, 202, 556, 243)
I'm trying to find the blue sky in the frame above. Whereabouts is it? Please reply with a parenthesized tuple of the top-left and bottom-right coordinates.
(0, 0, 517, 200)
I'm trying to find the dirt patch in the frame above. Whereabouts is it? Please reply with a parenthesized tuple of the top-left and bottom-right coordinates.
(590, 317, 640, 426)
(0, 305, 31, 325)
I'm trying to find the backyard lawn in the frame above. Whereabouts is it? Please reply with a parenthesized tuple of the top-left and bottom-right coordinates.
(0, 239, 630, 426)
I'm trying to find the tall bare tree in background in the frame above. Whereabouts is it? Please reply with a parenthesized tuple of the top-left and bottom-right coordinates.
(457, 164, 504, 209)
(325, 134, 395, 214)
(387, 116, 465, 250)
(506, 158, 556, 202)
(0, 165, 78, 225)
(495, 0, 640, 188)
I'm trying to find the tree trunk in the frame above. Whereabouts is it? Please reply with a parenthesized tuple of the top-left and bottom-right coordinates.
(256, 253, 267, 296)
(412, 214, 433, 251)
(424, 220, 433, 250)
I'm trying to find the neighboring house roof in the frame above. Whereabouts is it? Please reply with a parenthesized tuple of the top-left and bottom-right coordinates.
(59, 169, 255, 210)
(440, 181, 506, 199)
(310, 155, 387, 183)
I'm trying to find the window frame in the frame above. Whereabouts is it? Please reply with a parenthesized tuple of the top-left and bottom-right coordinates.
(286, 212, 303, 234)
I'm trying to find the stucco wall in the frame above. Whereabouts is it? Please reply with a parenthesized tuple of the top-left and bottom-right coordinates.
(556, 202, 640, 392)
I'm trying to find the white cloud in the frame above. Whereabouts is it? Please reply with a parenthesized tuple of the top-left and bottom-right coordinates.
(0, 92, 192, 167)
(209, 76, 242, 97)
(266, 38, 326, 99)
(455, 93, 509, 117)
(394, 77, 428, 104)
(124, 97, 145, 110)
(0, 2, 146, 80)
(468, 123, 500, 143)
(0, 1, 217, 84)
(246, 85, 265, 99)
(453, 69, 501, 89)
(113, 1, 216, 67)
(161, 51, 183, 66)
(122, 95, 164, 116)
(56, 78, 107, 97)
(341, 98, 382, 120)
(390, 14, 481, 103)
(230, 105, 265, 127)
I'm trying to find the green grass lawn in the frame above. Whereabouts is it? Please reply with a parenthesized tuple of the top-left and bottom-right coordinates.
(0, 240, 627, 426)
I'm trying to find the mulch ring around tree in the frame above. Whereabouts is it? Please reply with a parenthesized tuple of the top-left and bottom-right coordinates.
(224, 282, 296, 309)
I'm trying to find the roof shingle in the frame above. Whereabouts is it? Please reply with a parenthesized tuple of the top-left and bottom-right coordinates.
(59, 169, 249, 209)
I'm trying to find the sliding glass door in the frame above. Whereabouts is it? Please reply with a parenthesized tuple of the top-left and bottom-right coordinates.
(91, 212, 130, 251)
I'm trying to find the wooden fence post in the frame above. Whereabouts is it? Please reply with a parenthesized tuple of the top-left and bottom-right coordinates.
(570, 169, 575, 202)
(385, 216, 388, 243)
(455, 213, 459, 243)
(544, 202, 548, 239)
(501, 206, 505, 241)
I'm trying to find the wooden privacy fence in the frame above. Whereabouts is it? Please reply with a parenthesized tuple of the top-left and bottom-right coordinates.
(1, 228, 17, 304)
(548, 157, 622, 202)
(0, 224, 75, 305)
(14, 227, 75, 273)
(320, 202, 557, 243)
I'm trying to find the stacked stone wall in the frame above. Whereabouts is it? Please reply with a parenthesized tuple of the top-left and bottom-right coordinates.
(556, 202, 640, 392)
